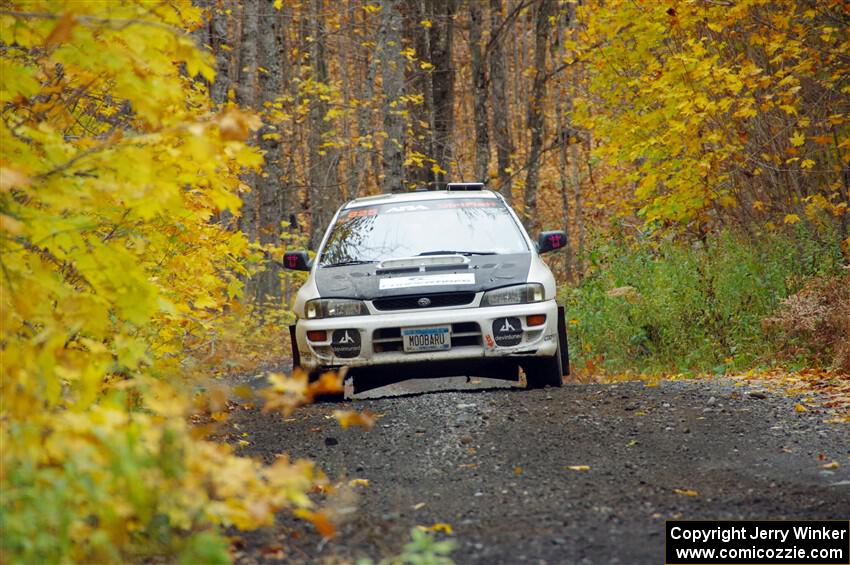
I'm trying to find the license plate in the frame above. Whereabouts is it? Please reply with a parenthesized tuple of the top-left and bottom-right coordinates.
(402, 326, 451, 353)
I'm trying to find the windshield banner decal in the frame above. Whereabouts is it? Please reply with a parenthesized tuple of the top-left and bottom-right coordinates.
(379, 273, 476, 290)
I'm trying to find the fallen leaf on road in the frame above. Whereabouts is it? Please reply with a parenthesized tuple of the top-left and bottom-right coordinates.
(295, 509, 336, 538)
(419, 523, 454, 535)
(333, 410, 376, 431)
(674, 488, 699, 497)
(795, 403, 807, 413)
(821, 461, 839, 470)
(514, 466, 523, 475)
(566, 465, 591, 471)
(413, 502, 426, 510)
(232, 384, 254, 399)
(259, 543, 285, 559)
(348, 478, 369, 487)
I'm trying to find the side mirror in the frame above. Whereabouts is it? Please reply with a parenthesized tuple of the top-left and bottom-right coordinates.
(537, 231, 567, 254)
(283, 250, 312, 271)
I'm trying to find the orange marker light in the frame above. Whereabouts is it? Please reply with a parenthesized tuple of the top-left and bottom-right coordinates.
(527, 314, 547, 327)
(307, 330, 328, 342)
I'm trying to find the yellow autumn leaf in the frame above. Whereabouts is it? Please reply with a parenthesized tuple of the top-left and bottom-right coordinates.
(295, 509, 336, 538)
(790, 131, 805, 147)
(821, 461, 839, 470)
(0, 167, 30, 192)
(800, 159, 815, 169)
(0, 214, 24, 235)
(566, 465, 591, 471)
(783, 214, 801, 225)
(419, 523, 454, 535)
(794, 403, 807, 412)
(332, 410, 376, 431)
(674, 488, 699, 497)
(348, 478, 369, 487)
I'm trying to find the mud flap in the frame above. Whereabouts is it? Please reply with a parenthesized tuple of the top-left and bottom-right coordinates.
(289, 324, 301, 369)
(557, 306, 570, 376)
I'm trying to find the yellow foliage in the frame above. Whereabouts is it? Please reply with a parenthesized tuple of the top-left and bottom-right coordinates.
(574, 0, 849, 228)
(0, 3, 315, 563)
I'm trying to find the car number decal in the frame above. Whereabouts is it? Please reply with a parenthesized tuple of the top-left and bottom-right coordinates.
(378, 273, 475, 290)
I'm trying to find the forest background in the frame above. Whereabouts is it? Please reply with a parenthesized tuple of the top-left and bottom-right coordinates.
(1, 0, 848, 563)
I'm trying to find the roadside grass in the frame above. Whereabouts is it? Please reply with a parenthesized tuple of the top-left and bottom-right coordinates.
(560, 227, 846, 376)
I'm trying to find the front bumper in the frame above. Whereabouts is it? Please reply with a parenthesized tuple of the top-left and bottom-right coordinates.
(295, 299, 559, 371)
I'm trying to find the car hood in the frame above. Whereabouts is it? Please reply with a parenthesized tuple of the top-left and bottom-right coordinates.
(314, 253, 532, 299)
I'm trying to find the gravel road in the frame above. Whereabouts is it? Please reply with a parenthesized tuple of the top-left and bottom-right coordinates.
(226, 376, 850, 564)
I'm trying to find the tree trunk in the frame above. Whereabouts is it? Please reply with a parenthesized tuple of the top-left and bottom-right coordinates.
(380, 0, 406, 193)
(469, 2, 489, 182)
(237, 0, 259, 242)
(522, 0, 551, 235)
(429, 0, 455, 184)
(407, 0, 435, 188)
(254, 0, 285, 302)
(552, 8, 573, 281)
(308, 0, 340, 248)
(488, 0, 512, 201)
(209, 0, 231, 105)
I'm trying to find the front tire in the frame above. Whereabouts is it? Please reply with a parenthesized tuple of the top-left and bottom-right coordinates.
(524, 342, 564, 389)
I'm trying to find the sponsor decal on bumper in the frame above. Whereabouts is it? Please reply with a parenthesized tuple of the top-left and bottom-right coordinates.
(331, 329, 361, 358)
(492, 317, 523, 346)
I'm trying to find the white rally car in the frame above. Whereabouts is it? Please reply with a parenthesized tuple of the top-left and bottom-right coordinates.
(283, 183, 569, 390)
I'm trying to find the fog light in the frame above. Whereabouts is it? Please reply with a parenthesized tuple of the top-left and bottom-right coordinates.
(527, 314, 546, 327)
(307, 330, 327, 342)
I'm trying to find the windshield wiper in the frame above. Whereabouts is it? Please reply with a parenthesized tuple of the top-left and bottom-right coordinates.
(417, 250, 497, 256)
(322, 260, 376, 268)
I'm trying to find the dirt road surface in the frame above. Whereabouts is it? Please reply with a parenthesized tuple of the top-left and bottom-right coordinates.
(226, 375, 849, 564)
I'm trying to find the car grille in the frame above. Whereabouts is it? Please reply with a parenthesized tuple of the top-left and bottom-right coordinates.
(372, 322, 482, 353)
(372, 292, 476, 311)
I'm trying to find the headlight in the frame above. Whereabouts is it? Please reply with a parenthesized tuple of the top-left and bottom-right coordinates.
(481, 283, 545, 306)
(305, 298, 367, 319)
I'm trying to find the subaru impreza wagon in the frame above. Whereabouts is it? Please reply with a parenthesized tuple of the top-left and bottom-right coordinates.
(284, 183, 569, 390)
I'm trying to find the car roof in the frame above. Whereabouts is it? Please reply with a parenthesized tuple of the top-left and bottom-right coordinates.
(343, 189, 501, 209)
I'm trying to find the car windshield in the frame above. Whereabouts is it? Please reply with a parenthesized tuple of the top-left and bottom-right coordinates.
(319, 198, 528, 266)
